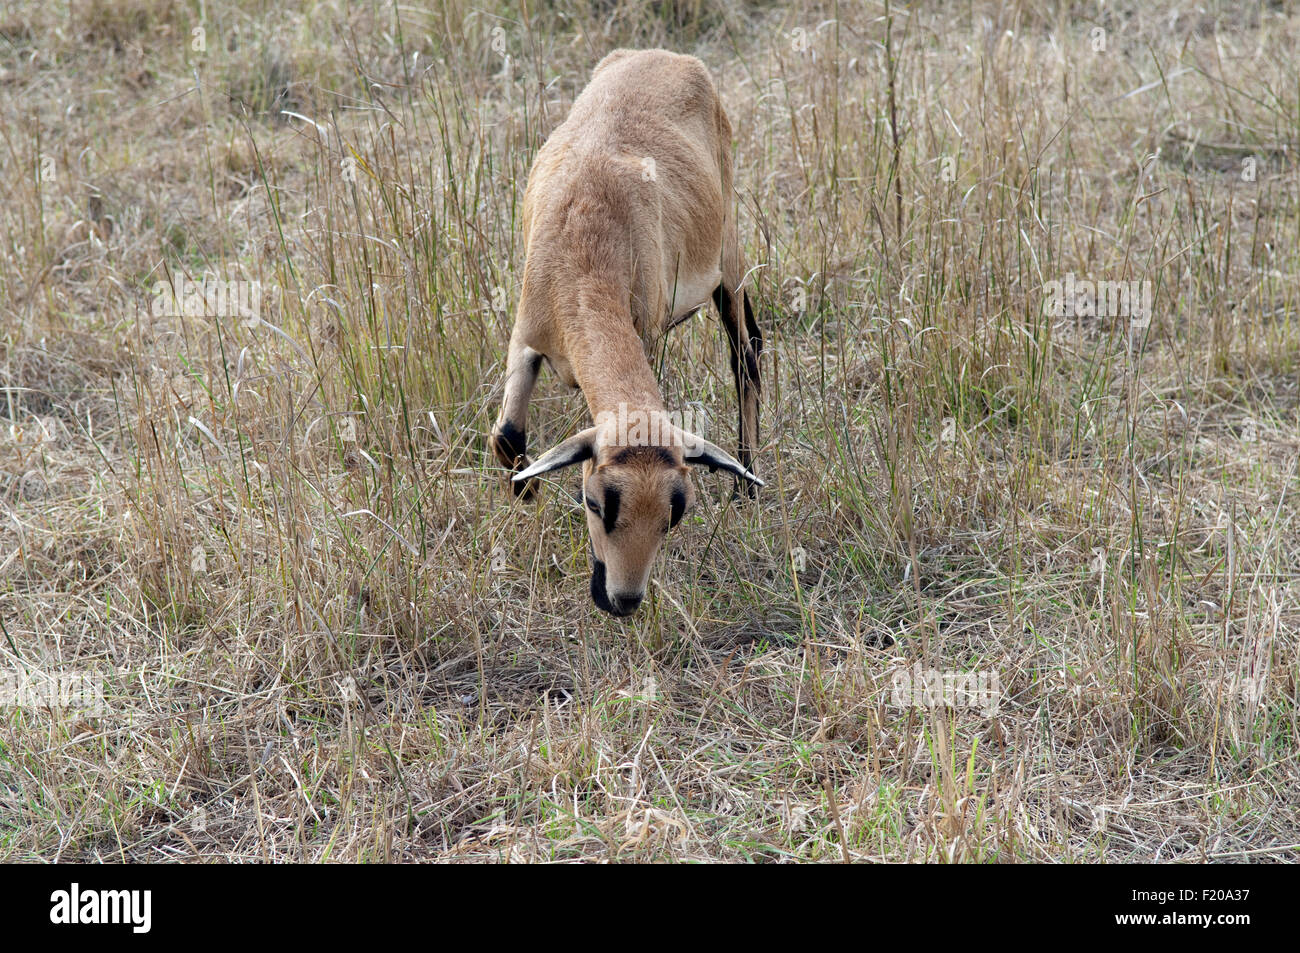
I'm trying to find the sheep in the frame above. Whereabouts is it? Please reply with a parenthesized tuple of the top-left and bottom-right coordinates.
(489, 48, 764, 617)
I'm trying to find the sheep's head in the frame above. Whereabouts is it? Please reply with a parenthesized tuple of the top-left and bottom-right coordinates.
(513, 413, 762, 616)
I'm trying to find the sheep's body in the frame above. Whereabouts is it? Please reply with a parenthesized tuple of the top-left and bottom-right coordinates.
(490, 49, 763, 617)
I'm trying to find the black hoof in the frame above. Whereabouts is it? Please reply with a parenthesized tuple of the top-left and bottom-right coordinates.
(512, 474, 539, 500)
(730, 477, 759, 502)
(491, 423, 538, 501)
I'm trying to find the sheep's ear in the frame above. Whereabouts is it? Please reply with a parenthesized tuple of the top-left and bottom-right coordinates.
(681, 434, 764, 487)
(513, 427, 598, 483)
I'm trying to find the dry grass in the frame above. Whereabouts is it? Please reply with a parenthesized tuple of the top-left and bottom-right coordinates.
(1, 0, 1297, 862)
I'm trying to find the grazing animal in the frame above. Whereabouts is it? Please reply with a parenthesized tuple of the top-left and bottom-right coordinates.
(490, 48, 764, 618)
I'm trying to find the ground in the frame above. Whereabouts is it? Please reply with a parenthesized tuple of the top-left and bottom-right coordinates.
(0, 0, 1297, 861)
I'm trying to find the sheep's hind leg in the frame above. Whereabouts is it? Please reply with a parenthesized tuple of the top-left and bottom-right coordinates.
(712, 282, 762, 498)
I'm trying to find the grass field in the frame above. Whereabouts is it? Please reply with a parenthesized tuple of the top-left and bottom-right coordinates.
(1, 0, 1297, 862)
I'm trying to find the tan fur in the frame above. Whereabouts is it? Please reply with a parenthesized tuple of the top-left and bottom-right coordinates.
(490, 49, 763, 616)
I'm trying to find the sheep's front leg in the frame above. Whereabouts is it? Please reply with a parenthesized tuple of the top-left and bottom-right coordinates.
(490, 342, 543, 499)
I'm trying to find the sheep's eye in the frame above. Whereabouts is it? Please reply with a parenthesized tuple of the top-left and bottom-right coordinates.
(585, 496, 601, 516)
(669, 488, 686, 528)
